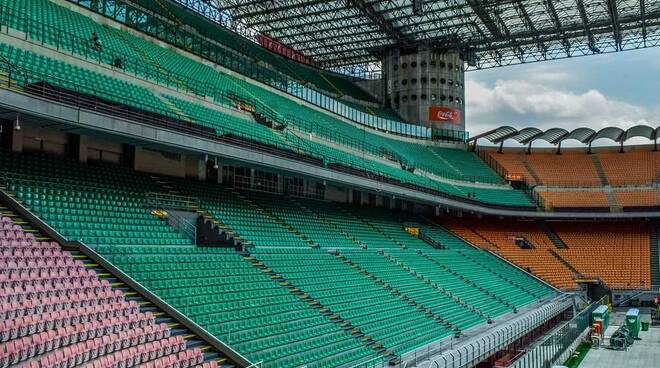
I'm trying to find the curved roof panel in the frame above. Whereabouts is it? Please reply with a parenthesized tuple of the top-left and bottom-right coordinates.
(591, 127, 625, 143)
(561, 127, 596, 143)
(512, 127, 543, 144)
(533, 128, 569, 144)
(481, 126, 519, 143)
(624, 125, 655, 141)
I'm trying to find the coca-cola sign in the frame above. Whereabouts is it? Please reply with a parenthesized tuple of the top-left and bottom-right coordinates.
(429, 106, 461, 124)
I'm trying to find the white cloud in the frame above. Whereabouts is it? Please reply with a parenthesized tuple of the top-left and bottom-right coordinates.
(465, 78, 655, 136)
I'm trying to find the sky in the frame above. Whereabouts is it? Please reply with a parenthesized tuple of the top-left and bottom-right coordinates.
(464, 46, 660, 145)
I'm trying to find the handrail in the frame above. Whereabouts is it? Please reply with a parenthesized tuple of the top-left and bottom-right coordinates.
(146, 192, 200, 210)
(0, 3, 210, 97)
(55, 0, 433, 139)
(510, 295, 606, 368)
(166, 210, 198, 243)
(3, 0, 414, 138)
(0, 4, 490, 183)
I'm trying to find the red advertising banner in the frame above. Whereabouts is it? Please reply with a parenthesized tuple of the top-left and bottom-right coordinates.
(256, 33, 314, 65)
(428, 106, 461, 124)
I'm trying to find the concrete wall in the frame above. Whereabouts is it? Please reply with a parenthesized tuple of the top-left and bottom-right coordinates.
(20, 121, 68, 155)
(134, 147, 186, 177)
(326, 184, 349, 203)
(354, 79, 384, 103)
(86, 135, 122, 163)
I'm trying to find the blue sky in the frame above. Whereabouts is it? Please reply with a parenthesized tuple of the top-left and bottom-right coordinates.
(464, 47, 660, 138)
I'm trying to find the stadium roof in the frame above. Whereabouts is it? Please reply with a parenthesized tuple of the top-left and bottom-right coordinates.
(471, 125, 659, 152)
(189, 0, 660, 70)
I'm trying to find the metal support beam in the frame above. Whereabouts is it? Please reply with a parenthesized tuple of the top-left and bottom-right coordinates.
(606, 0, 622, 50)
(346, 0, 407, 43)
(576, 0, 599, 52)
(641, 0, 648, 47)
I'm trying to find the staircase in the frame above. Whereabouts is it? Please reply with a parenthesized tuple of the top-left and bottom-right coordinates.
(111, 29, 188, 89)
(73, 248, 233, 367)
(427, 148, 462, 177)
(288, 197, 363, 247)
(158, 96, 194, 123)
(416, 252, 516, 315)
(251, 111, 285, 130)
(381, 252, 489, 327)
(419, 230, 445, 249)
(341, 208, 405, 249)
(198, 207, 249, 245)
(457, 250, 543, 299)
(514, 236, 536, 249)
(0, 61, 25, 93)
(231, 190, 316, 247)
(0, 202, 236, 367)
(520, 155, 543, 185)
(245, 253, 393, 364)
(336, 253, 459, 338)
(539, 221, 568, 249)
(151, 176, 246, 247)
(548, 249, 581, 277)
(651, 222, 660, 286)
(591, 155, 610, 186)
(604, 190, 621, 212)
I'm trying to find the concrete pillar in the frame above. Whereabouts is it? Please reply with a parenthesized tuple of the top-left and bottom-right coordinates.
(122, 144, 136, 169)
(198, 158, 207, 182)
(70, 134, 89, 163)
(11, 115, 23, 153)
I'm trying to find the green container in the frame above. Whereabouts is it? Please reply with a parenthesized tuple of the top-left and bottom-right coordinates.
(592, 305, 610, 330)
(626, 308, 640, 338)
(641, 321, 649, 331)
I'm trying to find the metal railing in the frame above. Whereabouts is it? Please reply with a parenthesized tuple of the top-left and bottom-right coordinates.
(146, 192, 199, 210)
(414, 296, 574, 368)
(0, 56, 536, 211)
(14, 0, 433, 140)
(510, 295, 607, 368)
(166, 210, 197, 243)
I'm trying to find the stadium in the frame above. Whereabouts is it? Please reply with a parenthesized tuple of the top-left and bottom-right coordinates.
(0, 0, 659, 367)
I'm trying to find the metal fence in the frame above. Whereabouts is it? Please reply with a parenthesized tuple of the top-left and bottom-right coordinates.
(405, 296, 574, 368)
(511, 296, 606, 368)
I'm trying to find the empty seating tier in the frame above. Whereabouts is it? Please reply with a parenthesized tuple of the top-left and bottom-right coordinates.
(0, 150, 555, 367)
(99, 246, 376, 367)
(0, 0, 538, 209)
(0, 209, 213, 368)
(441, 218, 579, 290)
(551, 222, 651, 289)
(487, 149, 660, 187)
(0, 150, 193, 247)
(441, 217, 653, 290)
(538, 191, 611, 210)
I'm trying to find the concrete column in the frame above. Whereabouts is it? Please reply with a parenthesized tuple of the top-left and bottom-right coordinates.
(11, 115, 23, 153)
(198, 158, 207, 182)
(77, 134, 88, 163)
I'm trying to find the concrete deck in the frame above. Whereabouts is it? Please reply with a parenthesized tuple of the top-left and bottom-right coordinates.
(580, 326, 660, 368)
